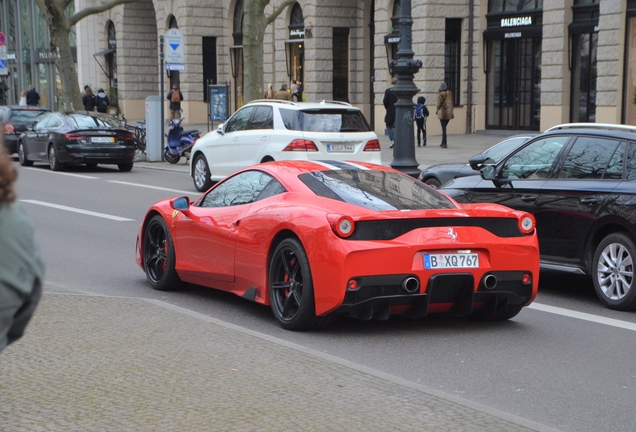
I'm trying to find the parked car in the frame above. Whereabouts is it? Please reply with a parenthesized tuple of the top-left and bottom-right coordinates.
(418, 135, 534, 188)
(137, 160, 539, 330)
(441, 123, 636, 310)
(189, 100, 382, 191)
(0, 105, 50, 154)
(18, 111, 136, 171)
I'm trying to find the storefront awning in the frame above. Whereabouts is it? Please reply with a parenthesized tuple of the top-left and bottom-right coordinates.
(568, 21, 599, 35)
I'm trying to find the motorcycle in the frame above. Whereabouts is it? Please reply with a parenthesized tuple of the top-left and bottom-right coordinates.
(164, 118, 200, 164)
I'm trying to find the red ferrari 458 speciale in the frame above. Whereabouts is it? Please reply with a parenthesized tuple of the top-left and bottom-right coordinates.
(136, 160, 539, 330)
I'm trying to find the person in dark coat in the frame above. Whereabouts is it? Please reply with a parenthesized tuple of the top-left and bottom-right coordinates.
(82, 86, 96, 111)
(413, 95, 430, 147)
(25, 87, 40, 107)
(0, 146, 45, 354)
(167, 84, 183, 120)
(383, 77, 398, 148)
(95, 89, 110, 113)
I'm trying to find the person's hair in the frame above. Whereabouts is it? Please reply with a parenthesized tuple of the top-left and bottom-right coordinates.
(0, 148, 17, 205)
(417, 96, 425, 104)
(98, 88, 104, 93)
(173, 84, 178, 89)
(280, 84, 288, 90)
(84, 85, 90, 90)
(85, 87, 94, 96)
(391, 77, 398, 85)
(20, 89, 27, 97)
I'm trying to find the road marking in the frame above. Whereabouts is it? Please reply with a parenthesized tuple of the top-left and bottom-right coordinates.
(107, 180, 197, 196)
(20, 200, 134, 221)
(22, 168, 99, 179)
(529, 302, 636, 332)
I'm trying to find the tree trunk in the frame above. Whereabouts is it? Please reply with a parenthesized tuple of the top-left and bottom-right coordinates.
(52, 27, 82, 111)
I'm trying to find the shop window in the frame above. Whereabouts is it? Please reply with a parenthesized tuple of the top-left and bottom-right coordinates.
(489, 0, 543, 13)
(333, 28, 349, 102)
(202, 37, 217, 103)
(445, 19, 461, 106)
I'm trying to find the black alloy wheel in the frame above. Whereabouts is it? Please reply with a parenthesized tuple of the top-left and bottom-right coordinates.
(164, 149, 181, 164)
(143, 215, 183, 291)
(592, 233, 636, 310)
(48, 144, 65, 171)
(18, 141, 33, 166)
(268, 238, 324, 330)
(193, 154, 213, 192)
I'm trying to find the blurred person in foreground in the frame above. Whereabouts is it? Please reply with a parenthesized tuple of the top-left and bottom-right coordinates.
(0, 127, 45, 353)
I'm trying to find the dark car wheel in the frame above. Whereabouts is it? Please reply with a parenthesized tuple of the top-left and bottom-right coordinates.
(193, 154, 213, 192)
(424, 177, 442, 189)
(268, 238, 325, 330)
(18, 141, 33, 166)
(48, 144, 65, 171)
(592, 233, 636, 311)
(143, 215, 183, 291)
(118, 162, 133, 172)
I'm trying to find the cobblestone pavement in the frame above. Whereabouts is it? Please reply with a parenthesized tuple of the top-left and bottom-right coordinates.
(0, 295, 555, 431)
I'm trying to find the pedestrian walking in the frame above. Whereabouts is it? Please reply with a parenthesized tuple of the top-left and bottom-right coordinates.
(0, 145, 45, 354)
(436, 82, 454, 148)
(19, 90, 27, 106)
(166, 84, 183, 120)
(274, 84, 292, 101)
(414, 96, 429, 147)
(290, 79, 300, 102)
(383, 77, 398, 148)
(82, 86, 96, 111)
(25, 87, 40, 107)
(264, 82, 275, 99)
(95, 88, 110, 113)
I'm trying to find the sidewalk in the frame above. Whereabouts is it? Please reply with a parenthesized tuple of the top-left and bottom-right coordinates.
(0, 294, 549, 431)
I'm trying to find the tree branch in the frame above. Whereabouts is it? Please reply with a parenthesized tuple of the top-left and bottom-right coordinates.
(265, 0, 296, 26)
(68, 0, 136, 27)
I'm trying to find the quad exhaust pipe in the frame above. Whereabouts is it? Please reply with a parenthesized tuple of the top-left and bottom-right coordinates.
(402, 276, 420, 293)
(483, 274, 497, 290)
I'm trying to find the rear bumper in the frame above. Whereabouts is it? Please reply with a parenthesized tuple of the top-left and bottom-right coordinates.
(58, 145, 135, 164)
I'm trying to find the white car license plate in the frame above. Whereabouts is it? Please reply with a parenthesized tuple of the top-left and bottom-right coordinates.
(327, 144, 354, 153)
(424, 253, 479, 269)
(91, 136, 114, 143)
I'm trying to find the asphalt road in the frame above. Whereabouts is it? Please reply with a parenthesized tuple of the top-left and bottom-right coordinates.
(9, 147, 636, 432)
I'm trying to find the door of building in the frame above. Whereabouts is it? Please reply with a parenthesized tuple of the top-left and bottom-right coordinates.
(486, 37, 541, 130)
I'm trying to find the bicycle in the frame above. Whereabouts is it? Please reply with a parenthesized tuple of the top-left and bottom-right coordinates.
(118, 114, 146, 155)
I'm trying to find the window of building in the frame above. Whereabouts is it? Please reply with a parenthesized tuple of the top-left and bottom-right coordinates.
(232, 0, 244, 110)
(445, 19, 461, 106)
(168, 16, 179, 90)
(202, 37, 217, 103)
(489, 0, 543, 13)
(333, 28, 349, 102)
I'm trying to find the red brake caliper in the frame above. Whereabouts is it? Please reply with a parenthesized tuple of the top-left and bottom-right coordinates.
(283, 257, 297, 298)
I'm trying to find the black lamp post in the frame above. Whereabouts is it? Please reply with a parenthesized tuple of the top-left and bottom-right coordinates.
(389, 0, 422, 178)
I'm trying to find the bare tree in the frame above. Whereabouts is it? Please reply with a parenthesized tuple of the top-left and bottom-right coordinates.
(34, 0, 136, 111)
(243, 0, 296, 103)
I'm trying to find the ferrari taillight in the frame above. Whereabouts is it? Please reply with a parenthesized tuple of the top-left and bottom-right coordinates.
(332, 215, 355, 238)
(4, 123, 15, 135)
(363, 139, 381, 151)
(283, 139, 319, 152)
(518, 213, 535, 234)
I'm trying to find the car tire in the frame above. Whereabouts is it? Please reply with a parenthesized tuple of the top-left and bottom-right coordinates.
(425, 178, 442, 189)
(164, 150, 181, 164)
(143, 215, 184, 291)
(471, 304, 523, 321)
(592, 233, 636, 311)
(268, 238, 325, 330)
(118, 162, 133, 172)
(193, 154, 213, 192)
(48, 144, 65, 171)
(18, 141, 33, 166)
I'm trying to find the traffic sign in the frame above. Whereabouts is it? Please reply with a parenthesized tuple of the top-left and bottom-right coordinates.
(0, 32, 6, 46)
(164, 29, 185, 66)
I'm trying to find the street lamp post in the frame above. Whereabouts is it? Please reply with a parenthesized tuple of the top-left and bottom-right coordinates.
(389, 0, 422, 178)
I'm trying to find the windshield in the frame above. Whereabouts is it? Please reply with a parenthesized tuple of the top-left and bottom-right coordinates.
(65, 114, 120, 128)
(299, 169, 456, 211)
(482, 136, 530, 163)
(279, 108, 372, 132)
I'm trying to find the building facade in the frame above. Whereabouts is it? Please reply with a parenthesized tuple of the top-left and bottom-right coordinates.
(1, 0, 633, 136)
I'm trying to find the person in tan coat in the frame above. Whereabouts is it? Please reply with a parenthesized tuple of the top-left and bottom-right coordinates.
(436, 82, 454, 148)
(274, 84, 292, 101)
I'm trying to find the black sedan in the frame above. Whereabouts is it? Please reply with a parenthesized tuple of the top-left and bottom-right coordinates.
(441, 123, 636, 311)
(418, 135, 534, 188)
(0, 105, 49, 154)
(18, 111, 136, 171)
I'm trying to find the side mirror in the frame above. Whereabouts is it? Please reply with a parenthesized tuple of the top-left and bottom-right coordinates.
(468, 153, 486, 170)
(170, 196, 190, 211)
(480, 165, 497, 181)
(216, 124, 224, 135)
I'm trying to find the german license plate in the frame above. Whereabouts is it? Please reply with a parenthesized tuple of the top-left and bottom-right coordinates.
(91, 136, 114, 143)
(424, 253, 479, 269)
(327, 144, 354, 153)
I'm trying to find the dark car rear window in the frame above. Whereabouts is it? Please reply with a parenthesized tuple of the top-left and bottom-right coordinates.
(279, 108, 372, 132)
(9, 110, 48, 123)
(299, 169, 456, 211)
(65, 114, 120, 128)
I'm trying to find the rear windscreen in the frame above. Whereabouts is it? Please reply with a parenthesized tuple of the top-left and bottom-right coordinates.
(66, 114, 120, 128)
(299, 169, 456, 211)
(279, 108, 372, 133)
(10, 110, 48, 123)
